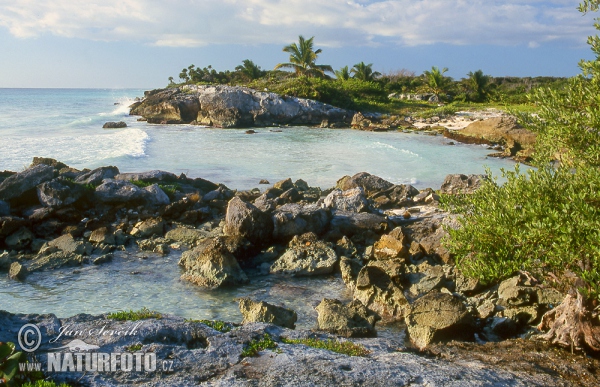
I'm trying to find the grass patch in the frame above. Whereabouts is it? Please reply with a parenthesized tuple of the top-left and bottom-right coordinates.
(126, 343, 143, 352)
(22, 381, 71, 387)
(241, 334, 278, 357)
(185, 319, 234, 333)
(281, 337, 370, 357)
(107, 307, 162, 321)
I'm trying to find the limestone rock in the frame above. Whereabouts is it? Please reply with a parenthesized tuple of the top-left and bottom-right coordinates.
(273, 178, 294, 191)
(238, 298, 297, 329)
(223, 197, 273, 245)
(88, 227, 116, 245)
(102, 121, 127, 128)
(179, 237, 248, 288)
(339, 256, 363, 291)
(36, 178, 85, 208)
(336, 172, 394, 196)
(28, 251, 85, 272)
(315, 299, 379, 338)
(330, 211, 389, 237)
(116, 170, 178, 183)
(9, 262, 28, 280)
(0, 164, 55, 201)
(440, 174, 485, 195)
(94, 179, 145, 204)
(130, 218, 165, 238)
(272, 203, 330, 241)
(142, 184, 171, 206)
(406, 292, 474, 349)
(48, 234, 92, 256)
(165, 227, 207, 247)
(373, 228, 409, 260)
(74, 166, 119, 186)
(323, 187, 369, 213)
(270, 233, 338, 276)
(497, 274, 536, 307)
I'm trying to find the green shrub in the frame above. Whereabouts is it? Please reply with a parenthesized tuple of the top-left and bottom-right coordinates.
(281, 337, 370, 357)
(241, 334, 278, 357)
(107, 307, 162, 321)
(21, 381, 71, 387)
(0, 342, 25, 386)
(185, 319, 234, 333)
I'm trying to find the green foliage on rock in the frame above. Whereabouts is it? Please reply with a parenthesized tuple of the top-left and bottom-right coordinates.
(281, 337, 370, 357)
(21, 381, 71, 387)
(185, 319, 234, 333)
(0, 342, 25, 386)
(241, 334, 278, 357)
(442, 1, 600, 303)
(107, 307, 162, 321)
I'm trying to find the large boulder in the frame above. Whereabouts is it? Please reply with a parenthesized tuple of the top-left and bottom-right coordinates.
(336, 172, 394, 196)
(329, 211, 389, 237)
(48, 234, 92, 256)
(74, 166, 119, 186)
(405, 292, 474, 349)
(373, 227, 410, 260)
(0, 164, 55, 201)
(130, 218, 165, 238)
(165, 227, 207, 247)
(440, 174, 485, 195)
(238, 298, 297, 329)
(323, 187, 369, 213)
(142, 184, 171, 206)
(370, 184, 420, 209)
(36, 178, 85, 208)
(223, 197, 273, 245)
(94, 179, 146, 204)
(270, 233, 338, 276)
(179, 237, 248, 288)
(315, 299, 379, 338)
(272, 203, 330, 241)
(102, 121, 127, 128)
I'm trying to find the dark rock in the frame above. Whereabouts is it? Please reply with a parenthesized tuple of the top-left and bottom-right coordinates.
(279, 188, 302, 204)
(93, 254, 113, 265)
(259, 179, 270, 184)
(315, 299, 379, 338)
(0, 200, 10, 216)
(74, 166, 119, 186)
(245, 129, 256, 134)
(339, 256, 363, 290)
(223, 197, 273, 245)
(370, 184, 420, 210)
(116, 170, 178, 183)
(273, 178, 294, 191)
(9, 262, 28, 280)
(37, 177, 85, 208)
(0, 216, 28, 240)
(94, 179, 145, 204)
(102, 121, 127, 128)
(30, 157, 69, 170)
(5, 227, 34, 250)
(0, 164, 55, 201)
(330, 211, 389, 237)
(238, 298, 297, 329)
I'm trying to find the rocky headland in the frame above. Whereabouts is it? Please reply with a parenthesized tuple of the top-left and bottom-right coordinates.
(1, 157, 598, 386)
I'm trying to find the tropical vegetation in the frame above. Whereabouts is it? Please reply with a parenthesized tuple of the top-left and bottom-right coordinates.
(274, 35, 333, 78)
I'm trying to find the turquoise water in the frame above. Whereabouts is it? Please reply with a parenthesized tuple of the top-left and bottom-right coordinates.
(0, 88, 518, 190)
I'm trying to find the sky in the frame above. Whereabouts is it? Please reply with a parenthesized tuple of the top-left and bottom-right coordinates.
(0, 0, 597, 88)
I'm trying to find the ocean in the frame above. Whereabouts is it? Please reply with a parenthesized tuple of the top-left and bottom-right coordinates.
(0, 88, 518, 191)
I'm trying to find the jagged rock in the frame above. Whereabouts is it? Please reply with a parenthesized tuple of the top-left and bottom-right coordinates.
(272, 203, 330, 241)
(0, 216, 28, 239)
(179, 237, 248, 288)
(336, 172, 394, 196)
(353, 260, 408, 322)
(497, 274, 537, 307)
(273, 178, 294, 191)
(279, 188, 302, 204)
(93, 254, 113, 265)
(406, 292, 474, 349)
(270, 233, 338, 276)
(238, 298, 297, 329)
(455, 272, 480, 295)
(9, 262, 28, 280)
(94, 179, 145, 204)
(36, 178, 85, 208)
(0, 164, 55, 201)
(116, 170, 178, 183)
(102, 121, 127, 128)
(5, 227, 34, 250)
(370, 184, 420, 209)
(324, 187, 369, 213)
(440, 174, 485, 195)
(406, 264, 448, 296)
(0, 200, 9, 216)
(330, 211, 389, 237)
(294, 179, 309, 191)
(536, 288, 565, 307)
(339, 256, 363, 291)
(28, 251, 85, 272)
(88, 227, 116, 245)
(501, 305, 539, 326)
(30, 157, 68, 170)
(74, 166, 119, 186)
(335, 236, 358, 257)
(137, 238, 170, 254)
(373, 227, 409, 260)
(165, 227, 207, 247)
(315, 299, 379, 338)
(142, 184, 171, 206)
(130, 218, 165, 238)
(48, 234, 92, 256)
(223, 197, 273, 245)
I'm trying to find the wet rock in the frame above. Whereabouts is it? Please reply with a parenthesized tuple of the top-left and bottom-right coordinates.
(137, 238, 170, 254)
(238, 298, 297, 329)
(93, 253, 113, 265)
(48, 234, 92, 256)
(94, 179, 146, 204)
(0, 164, 55, 201)
(92, 243, 114, 255)
(272, 203, 331, 241)
(259, 179, 270, 184)
(330, 211, 389, 237)
(179, 237, 248, 288)
(102, 121, 127, 128)
(440, 174, 485, 195)
(88, 227, 116, 245)
(315, 299, 379, 338)
(406, 292, 474, 349)
(9, 262, 28, 280)
(324, 187, 369, 213)
(5, 227, 34, 250)
(294, 179, 309, 191)
(37, 177, 85, 208)
(270, 233, 338, 276)
(353, 260, 408, 322)
(223, 197, 273, 245)
(28, 251, 85, 272)
(130, 218, 165, 238)
(74, 166, 119, 186)
(165, 227, 207, 247)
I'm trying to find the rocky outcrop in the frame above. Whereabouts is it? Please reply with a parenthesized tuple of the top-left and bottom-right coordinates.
(271, 203, 330, 241)
(223, 197, 273, 245)
(179, 237, 248, 288)
(0, 164, 55, 201)
(74, 166, 119, 186)
(315, 299, 379, 338)
(37, 177, 85, 208)
(270, 233, 338, 276)
(440, 174, 485, 195)
(323, 187, 369, 213)
(336, 172, 419, 209)
(102, 121, 127, 128)
(238, 298, 297, 329)
(130, 85, 353, 128)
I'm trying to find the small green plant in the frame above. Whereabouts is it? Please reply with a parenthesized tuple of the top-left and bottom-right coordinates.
(0, 342, 25, 386)
(241, 334, 278, 357)
(185, 319, 233, 333)
(126, 343, 143, 352)
(281, 337, 370, 357)
(21, 381, 71, 387)
(107, 307, 162, 321)
(130, 180, 179, 200)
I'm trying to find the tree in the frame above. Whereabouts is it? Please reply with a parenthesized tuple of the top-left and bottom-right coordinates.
(178, 68, 189, 83)
(335, 66, 350, 81)
(442, 0, 600, 354)
(274, 35, 334, 78)
(467, 69, 491, 102)
(350, 62, 381, 82)
(422, 66, 450, 99)
(168, 76, 175, 85)
(235, 59, 265, 81)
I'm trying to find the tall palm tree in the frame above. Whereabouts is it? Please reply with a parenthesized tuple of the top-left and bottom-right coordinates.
(423, 66, 450, 99)
(235, 59, 264, 80)
(350, 62, 381, 81)
(335, 66, 350, 81)
(467, 69, 491, 102)
(274, 35, 333, 78)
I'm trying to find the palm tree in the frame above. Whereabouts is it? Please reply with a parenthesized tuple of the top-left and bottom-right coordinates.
(467, 70, 491, 102)
(350, 62, 381, 82)
(235, 59, 264, 80)
(423, 66, 450, 99)
(274, 35, 333, 78)
(335, 66, 350, 81)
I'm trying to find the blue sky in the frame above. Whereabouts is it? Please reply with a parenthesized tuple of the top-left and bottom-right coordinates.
(0, 0, 597, 88)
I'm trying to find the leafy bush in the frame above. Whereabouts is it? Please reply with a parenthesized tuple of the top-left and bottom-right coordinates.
(0, 342, 25, 386)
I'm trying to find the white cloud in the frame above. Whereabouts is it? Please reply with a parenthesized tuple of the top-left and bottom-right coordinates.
(0, 0, 595, 47)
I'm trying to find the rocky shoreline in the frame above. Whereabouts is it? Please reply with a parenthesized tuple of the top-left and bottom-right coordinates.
(1, 157, 598, 385)
(127, 85, 536, 163)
